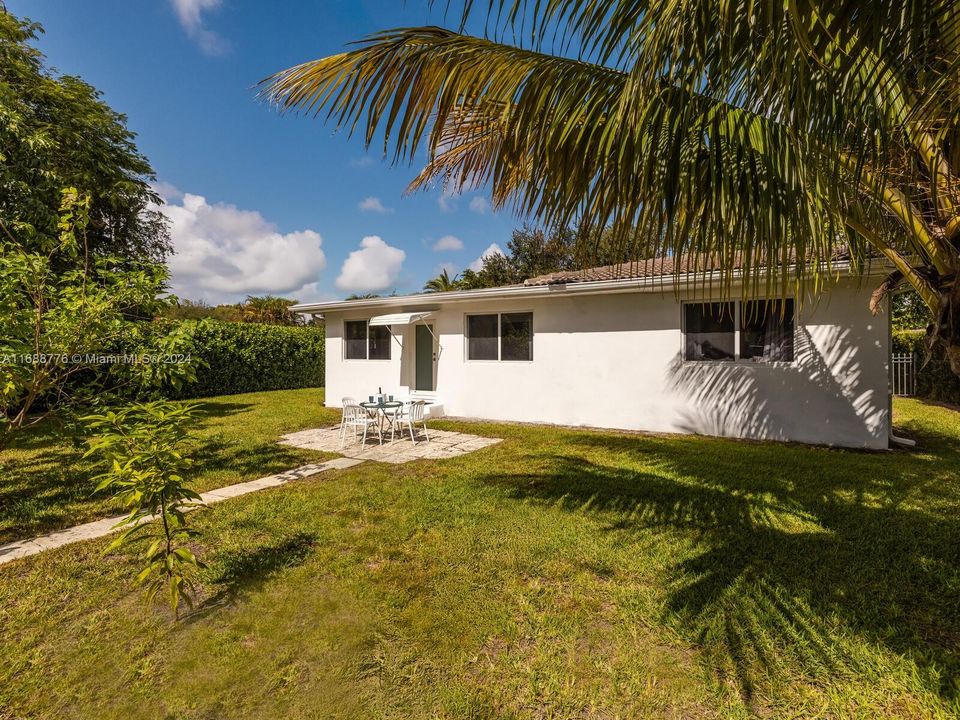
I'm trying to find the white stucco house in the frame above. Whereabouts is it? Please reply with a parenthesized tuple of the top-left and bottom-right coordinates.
(292, 258, 893, 449)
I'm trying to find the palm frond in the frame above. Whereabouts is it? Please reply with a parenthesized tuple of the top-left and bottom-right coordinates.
(262, 0, 960, 316)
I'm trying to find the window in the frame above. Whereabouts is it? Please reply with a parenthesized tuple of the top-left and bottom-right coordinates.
(343, 320, 392, 360)
(467, 315, 498, 360)
(501, 313, 533, 361)
(368, 324, 391, 360)
(344, 320, 368, 360)
(466, 312, 534, 361)
(684, 303, 735, 361)
(684, 300, 795, 363)
(740, 299, 794, 362)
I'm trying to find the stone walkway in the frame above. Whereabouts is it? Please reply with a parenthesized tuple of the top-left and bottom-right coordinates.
(280, 426, 502, 463)
(0, 457, 363, 566)
(0, 426, 502, 567)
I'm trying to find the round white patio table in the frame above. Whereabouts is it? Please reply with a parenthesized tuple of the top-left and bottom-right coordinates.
(359, 400, 404, 443)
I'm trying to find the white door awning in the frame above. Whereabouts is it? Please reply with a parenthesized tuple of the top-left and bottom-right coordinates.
(368, 312, 433, 327)
(368, 311, 440, 353)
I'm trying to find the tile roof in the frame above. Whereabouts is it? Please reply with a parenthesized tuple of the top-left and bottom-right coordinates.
(521, 251, 847, 286)
(523, 256, 741, 285)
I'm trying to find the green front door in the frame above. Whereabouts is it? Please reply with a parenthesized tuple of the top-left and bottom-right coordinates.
(415, 324, 434, 391)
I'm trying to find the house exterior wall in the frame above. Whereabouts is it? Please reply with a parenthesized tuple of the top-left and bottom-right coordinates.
(322, 279, 891, 449)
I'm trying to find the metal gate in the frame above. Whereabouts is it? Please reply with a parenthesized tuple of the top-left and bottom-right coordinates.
(891, 353, 915, 396)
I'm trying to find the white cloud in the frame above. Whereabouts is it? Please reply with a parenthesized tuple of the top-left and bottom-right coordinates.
(358, 196, 391, 213)
(350, 156, 375, 168)
(469, 197, 489, 214)
(469, 242, 505, 272)
(336, 236, 406, 293)
(151, 181, 183, 203)
(289, 283, 335, 305)
(432, 234, 464, 252)
(156, 188, 327, 304)
(170, 0, 227, 55)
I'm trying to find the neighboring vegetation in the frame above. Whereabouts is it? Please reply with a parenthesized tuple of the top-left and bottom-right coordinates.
(0, 9, 320, 451)
(0, 189, 195, 449)
(893, 289, 935, 331)
(422, 267, 460, 293)
(163, 295, 310, 326)
(1, 391, 958, 718)
(893, 330, 960, 405)
(0, 11, 196, 453)
(891, 287, 959, 405)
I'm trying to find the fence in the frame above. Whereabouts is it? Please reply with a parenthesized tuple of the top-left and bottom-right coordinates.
(891, 353, 915, 396)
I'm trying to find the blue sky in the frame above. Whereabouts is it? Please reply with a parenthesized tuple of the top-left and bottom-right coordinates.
(9, 0, 514, 303)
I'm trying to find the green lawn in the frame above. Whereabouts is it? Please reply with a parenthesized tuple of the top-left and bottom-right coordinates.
(0, 388, 340, 543)
(1, 392, 958, 719)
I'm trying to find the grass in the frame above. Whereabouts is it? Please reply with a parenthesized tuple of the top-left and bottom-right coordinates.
(1, 392, 958, 718)
(0, 388, 340, 543)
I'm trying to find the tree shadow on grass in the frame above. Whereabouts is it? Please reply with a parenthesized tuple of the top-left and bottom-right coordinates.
(0, 416, 320, 543)
(186, 435, 320, 480)
(190, 401, 257, 425)
(476, 427, 960, 708)
(0, 439, 97, 544)
(185, 532, 318, 622)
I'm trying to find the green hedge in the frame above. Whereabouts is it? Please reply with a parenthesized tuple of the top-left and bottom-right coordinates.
(892, 330, 960, 405)
(169, 321, 324, 399)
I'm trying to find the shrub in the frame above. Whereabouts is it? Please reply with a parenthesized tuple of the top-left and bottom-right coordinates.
(169, 321, 325, 399)
(84, 401, 204, 617)
(892, 330, 960, 405)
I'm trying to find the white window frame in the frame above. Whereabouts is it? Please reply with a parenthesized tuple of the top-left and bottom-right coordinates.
(343, 319, 392, 361)
(681, 299, 796, 365)
(464, 311, 534, 363)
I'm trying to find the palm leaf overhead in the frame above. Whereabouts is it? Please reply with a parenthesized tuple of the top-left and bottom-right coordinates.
(261, 1, 960, 373)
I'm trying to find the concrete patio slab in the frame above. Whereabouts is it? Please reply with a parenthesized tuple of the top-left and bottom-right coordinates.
(279, 426, 502, 463)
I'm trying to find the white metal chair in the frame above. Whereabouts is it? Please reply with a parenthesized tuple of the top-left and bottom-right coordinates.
(339, 403, 381, 448)
(338, 396, 356, 437)
(397, 400, 429, 444)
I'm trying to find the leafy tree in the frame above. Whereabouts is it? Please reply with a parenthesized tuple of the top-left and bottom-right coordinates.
(0, 10, 169, 262)
(893, 290, 934, 331)
(0, 189, 194, 449)
(455, 268, 483, 290)
(462, 252, 518, 289)
(423, 268, 461, 292)
(345, 292, 382, 300)
(84, 400, 205, 617)
(263, 1, 960, 376)
(456, 223, 642, 290)
(507, 225, 576, 280)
